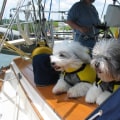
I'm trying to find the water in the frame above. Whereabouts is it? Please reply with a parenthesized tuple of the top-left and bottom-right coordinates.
(0, 53, 17, 68)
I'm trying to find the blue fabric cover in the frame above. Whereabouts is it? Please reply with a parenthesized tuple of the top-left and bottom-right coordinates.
(86, 88, 120, 120)
(32, 54, 59, 86)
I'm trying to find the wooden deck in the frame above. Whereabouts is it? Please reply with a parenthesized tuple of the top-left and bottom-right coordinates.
(0, 66, 8, 90)
(13, 57, 98, 120)
(0, 73, 4, 90)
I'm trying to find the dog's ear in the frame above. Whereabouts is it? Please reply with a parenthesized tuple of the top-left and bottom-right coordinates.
(78, 52, 91, 63)
(72, 44, 91, 63)
(82, 49, 91, 63)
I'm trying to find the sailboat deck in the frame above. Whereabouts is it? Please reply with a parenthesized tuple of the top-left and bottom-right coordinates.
(13, 57, 98, 120)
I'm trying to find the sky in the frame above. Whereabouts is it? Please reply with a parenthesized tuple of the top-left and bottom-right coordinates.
(0, 0, 114, 21)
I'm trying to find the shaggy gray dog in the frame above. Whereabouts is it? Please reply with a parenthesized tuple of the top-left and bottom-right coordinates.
(86, 39, 120, 105)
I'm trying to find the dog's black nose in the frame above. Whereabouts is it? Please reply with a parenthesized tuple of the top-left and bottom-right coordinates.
(51, 62, 55, 66)
(95, 62, 100, 68)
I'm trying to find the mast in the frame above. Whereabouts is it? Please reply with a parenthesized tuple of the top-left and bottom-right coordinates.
(0, 0, 7, 20)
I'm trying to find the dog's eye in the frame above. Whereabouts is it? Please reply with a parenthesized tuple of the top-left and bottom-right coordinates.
(93, 55, 111, 61)
(59, 53, 66, 57)
(104, 57, 109, 61)
(104, 57, 111, 61)
(59, 51, 70, 58)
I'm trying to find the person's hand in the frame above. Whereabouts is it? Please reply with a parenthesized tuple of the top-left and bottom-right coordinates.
(79, 26, 90, 33)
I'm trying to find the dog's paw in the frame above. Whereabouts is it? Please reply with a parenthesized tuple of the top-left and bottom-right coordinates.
(85, 92, 97, 103)
(52, 85, 68, 94)
(85, 84, 102, 103)
(67, 82, 92, 98)
(96, 91, 111, 105)
(85, 89, 97, 103)
(67, 87, 79, 98)
(52, 79, 70, 94)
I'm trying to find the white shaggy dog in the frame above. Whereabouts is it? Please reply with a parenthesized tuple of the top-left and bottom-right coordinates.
(50, 40, 96, 98)
(85, 39, 120, 105)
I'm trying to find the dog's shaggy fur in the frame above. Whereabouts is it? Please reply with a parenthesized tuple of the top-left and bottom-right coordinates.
(85, 39, 120, 105)
(50, 40, 96, 98)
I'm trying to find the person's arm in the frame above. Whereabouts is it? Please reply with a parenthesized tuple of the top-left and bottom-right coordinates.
(66, 20, 89, 33)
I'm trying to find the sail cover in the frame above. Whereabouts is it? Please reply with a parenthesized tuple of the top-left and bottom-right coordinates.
(86, 88, 120, 120)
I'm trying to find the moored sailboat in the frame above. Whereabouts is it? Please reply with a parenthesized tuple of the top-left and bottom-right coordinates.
(1, 0, 120, 120)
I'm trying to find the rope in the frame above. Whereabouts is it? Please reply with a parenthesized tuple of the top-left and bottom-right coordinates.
(37, 0, 49, 46)
(16, 1, 33, 45)
(3, 40, 31, 59)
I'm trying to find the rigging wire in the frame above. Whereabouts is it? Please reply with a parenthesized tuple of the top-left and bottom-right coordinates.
(31, 0, 39, 43)
(31, 0, 37, 22)
(0, 0, 31, 58)
(0, 0, 25, 51)
(116, 0, 120, 4)
(100, 0, 106, 21)
(37, 0, 49, 46)
(48, 0, 52, 21)
(16, 1, 33, 45)
(0, 0, 7, 20)
(43, 0, 46, 9)
(44, 0, 54, 48)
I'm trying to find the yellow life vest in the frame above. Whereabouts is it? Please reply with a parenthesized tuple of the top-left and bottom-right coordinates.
(63, 64, 96, 86)
(96, 80, 120, 93)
